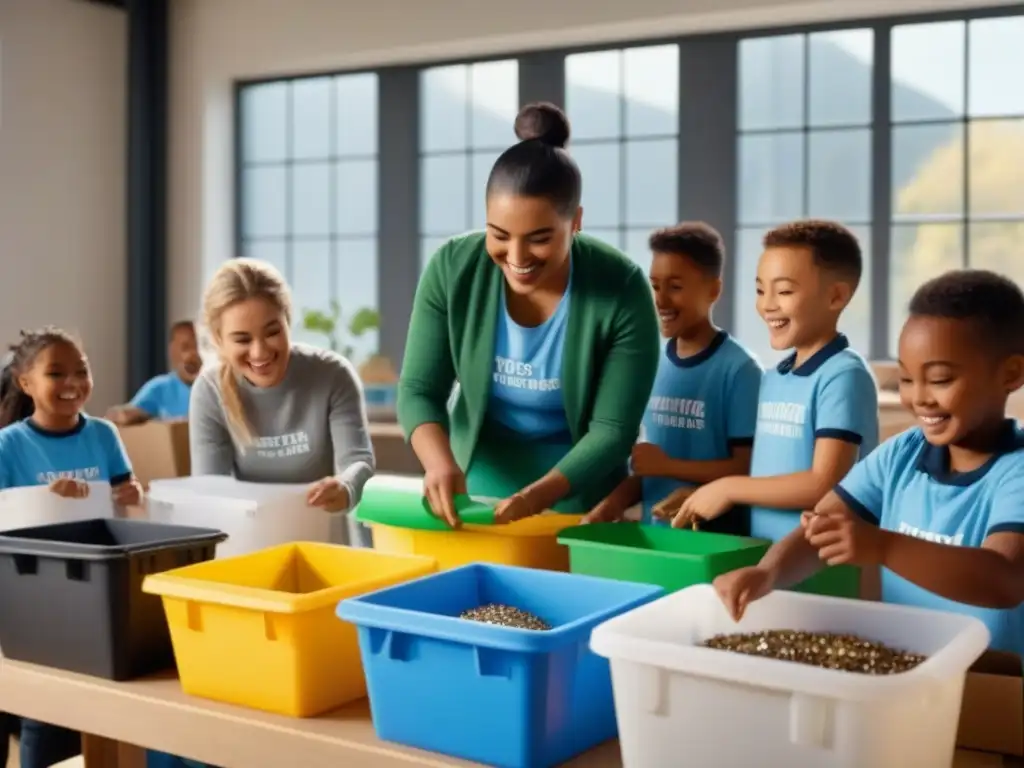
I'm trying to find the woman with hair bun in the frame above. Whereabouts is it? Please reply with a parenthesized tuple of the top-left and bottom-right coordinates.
(399, 102, 659, 526)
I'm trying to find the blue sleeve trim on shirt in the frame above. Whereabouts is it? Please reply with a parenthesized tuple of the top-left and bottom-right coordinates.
(815, 428, 863, 445)
(727, 437, 754, 447)
(834, 484, 879, 524)
(109, 472, 132, 487)
(988, 521, 1024, 536)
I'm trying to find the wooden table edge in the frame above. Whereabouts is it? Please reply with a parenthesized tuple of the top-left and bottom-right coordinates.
(0, 636, 1012, 768)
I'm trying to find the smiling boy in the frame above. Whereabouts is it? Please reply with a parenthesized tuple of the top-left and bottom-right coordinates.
(585, 223, 762, 530)
(672, 221, 878, 570)
(107, 320, 202, 425)
(714, 270, 1024, 659)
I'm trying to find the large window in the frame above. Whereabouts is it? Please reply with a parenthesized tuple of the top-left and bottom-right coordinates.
(564, 45, 680, 275)
(888, 16, 1024, 354)
(418, 60, 520, 271)
(735, 30, 874, 364)
(238, 73, 380, 361)
(234, 9, 1022, 371)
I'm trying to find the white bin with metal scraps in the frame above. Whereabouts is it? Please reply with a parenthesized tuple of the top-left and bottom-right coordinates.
(146, 476, 345, 558)
(590, 583, 989, 768)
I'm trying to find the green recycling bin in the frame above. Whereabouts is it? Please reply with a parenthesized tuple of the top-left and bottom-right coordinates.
(557, 523, 770, 593)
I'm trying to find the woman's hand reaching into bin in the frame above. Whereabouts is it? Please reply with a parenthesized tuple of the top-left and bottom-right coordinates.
(307, 477, 350, 513)
(423, 462, 466, 528)
(493, 492, 543, 525)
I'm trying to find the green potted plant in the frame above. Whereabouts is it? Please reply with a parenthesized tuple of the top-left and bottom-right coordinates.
(300, 300, 379, 355)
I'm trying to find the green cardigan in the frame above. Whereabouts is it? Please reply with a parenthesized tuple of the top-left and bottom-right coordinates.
(397, 232, 660, 507)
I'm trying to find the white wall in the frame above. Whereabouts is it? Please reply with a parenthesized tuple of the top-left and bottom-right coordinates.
(0, 0, 126, 412)
(168, 0, 1019, 324)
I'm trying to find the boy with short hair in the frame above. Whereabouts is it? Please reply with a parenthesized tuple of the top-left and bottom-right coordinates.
(585, 222, 762, 532)
(715, 270, 1024, 658)
(671, 220, 878, 552)
(107, 320, 202, 425)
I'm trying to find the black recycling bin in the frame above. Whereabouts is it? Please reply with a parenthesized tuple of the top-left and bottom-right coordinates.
(0, 517, 227, 681)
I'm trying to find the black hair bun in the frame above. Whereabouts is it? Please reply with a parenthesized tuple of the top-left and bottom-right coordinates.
(514, 102, 571, 149)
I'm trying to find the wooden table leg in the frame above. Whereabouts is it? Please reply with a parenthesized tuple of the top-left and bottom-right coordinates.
(82, 735, 118, 768)
(81, 735, 144, 768)
(117, 743, 145, 768)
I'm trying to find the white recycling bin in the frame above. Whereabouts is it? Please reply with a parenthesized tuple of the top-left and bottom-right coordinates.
(0, 482, 116, 532)
(590, 583, 990, 768)
(146, 475, 346, 558)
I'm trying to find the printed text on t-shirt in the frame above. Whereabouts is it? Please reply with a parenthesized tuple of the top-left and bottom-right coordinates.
(253, 431, 312, 459)
(897, 520, 964, 546)
(648, 396, 706, 430)
(757, 401, 806, 439)
(37, 467, 101, 484)
(492, 356, 560, 392)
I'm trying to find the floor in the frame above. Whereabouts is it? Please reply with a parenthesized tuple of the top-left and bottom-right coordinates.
(5, 738, 84, 766)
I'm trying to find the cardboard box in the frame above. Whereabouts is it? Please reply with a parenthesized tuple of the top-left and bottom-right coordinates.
(870, 360, 899, 392)
(957, 651, 1024, 757)
(117, 420, 190, 489)
(880, 409, 918, 441)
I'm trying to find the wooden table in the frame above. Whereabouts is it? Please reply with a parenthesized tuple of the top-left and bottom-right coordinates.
(0, 658, 1015, 768)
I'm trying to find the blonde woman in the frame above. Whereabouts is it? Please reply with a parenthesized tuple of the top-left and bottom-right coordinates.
(188, 259, 375, 519)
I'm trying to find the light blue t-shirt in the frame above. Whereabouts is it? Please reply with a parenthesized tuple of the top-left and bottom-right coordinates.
(130, 373, 192, 419)
(0, 415, 133, 490)
(836, 423, 1024, 658)
(640, 332, 763, 524)
(749, 334, 878, 542)
(487, 263, 572, 438)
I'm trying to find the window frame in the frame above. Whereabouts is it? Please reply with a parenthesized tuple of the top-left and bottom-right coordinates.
(233, 4, 1023, 366)
(417, 58, 524, 272)
(563, 43, 683, 264)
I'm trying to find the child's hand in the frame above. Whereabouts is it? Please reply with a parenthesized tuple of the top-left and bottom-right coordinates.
(630, 443, 670, 477)
(671, 479, 733, 529)
(105, 406, 130, 426)
(582, 499, 627, 524)
(713, 566, 776, 621)
(111, 479, 143, 507)
(651, 486, 695, 521)
(307, 477, 350, 513)
(803, 506, 886, 566)
(49, 478, 90, 499)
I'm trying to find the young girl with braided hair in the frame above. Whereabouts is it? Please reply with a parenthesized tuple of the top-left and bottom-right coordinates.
(0, 328, 142, 768)
(0, 327, 142, 504)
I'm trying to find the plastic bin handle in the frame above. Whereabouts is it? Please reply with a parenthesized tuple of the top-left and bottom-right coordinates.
(789, 693, 831, 749)
(186, 601, 203, 633)
(474, 647, 511, 679)
(636, 663, 669, 717)
(369, 629, 414, 662)
(12, 554, 37, 576)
